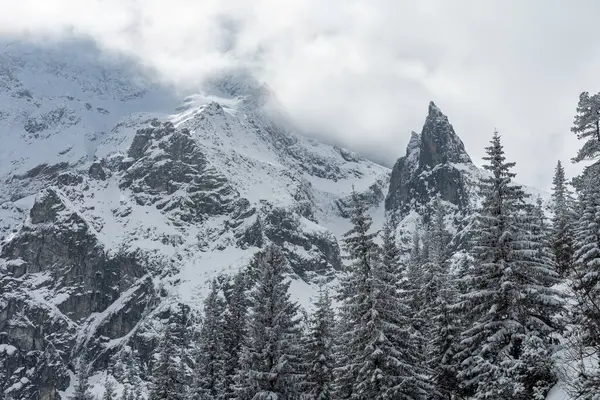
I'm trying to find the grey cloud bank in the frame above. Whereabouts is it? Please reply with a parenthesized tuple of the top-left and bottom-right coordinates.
(2, 0, 599, 189)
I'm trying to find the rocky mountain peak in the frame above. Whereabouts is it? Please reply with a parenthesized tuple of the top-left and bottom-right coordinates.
(419, 101, 472, 169)
(385, 102, 476, 221)
(428, 100, 443, 117)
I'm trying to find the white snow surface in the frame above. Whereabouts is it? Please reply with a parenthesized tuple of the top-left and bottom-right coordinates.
(546, 384, 571, 400)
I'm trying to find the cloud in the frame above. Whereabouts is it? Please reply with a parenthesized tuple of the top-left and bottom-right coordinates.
(2, 0, 600, 189)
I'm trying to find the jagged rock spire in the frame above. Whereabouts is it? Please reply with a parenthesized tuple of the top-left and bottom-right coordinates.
(385, 102, 473, 218)
(419, 101, 472, 169)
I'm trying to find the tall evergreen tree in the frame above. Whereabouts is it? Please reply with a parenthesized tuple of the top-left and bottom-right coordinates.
(560, 189, 599, 398)
(334, 189, 379, 400)
(70, 360, 94, 400)
(551, 161, 576, 277)
(304, 288, 336, 400)
(572, 91, 600, 163)
(455, 131, 563, 399)
(235, 245, 304, 400)
(381, 221, 401, 277)
(420, 199, 451, 315)
(192, 280, 227, 400)
(150, 314, 186, 400)
(407, 229, 425, 314)
(418, 199, 461, 398)
(118, 349, 143, 400)
(428, 272, 461, 400)
(222, 272, 248, 399)
(336, 191, 432, 399)
(558, 91, 600, 399)
(102, 379, 117, 400)
(571, 179, 600, 343)
(429, 197, 451, 265)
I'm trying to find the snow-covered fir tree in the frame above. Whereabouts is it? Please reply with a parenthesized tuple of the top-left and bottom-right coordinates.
(70, 360, 94, 400)
(235, 245, 304, 400)
(334, 189, 379, 400)
(551, 161, 576, 277)
(172, 303, 195, 379)
(336, 189, 432, 400)
(102, 379, 117, 400)
(572, 91, 600, 163)
(454, 131, 564, 399)
(191, 280, 227, 400)
(428, 271, 461, 399)
(381, 221, 401, 277)
(304, 287, 336, 400)
(150, 311, 187, 400)
(420, 198, 450, 316)
(418, 199, 462, 398)
(117, 349, 142, 400)
(407, 229, 425, 314)
(222, 272, 248, 399)
(429, 197, 451, 265)
(561, 88, 600, 397)
(566, 176, 600, 397)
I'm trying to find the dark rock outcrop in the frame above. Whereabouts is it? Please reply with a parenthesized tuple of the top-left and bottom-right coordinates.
(386, 102, 474, 220)
(0, 189, 155, 399)
(262, 206, 341, 278)
(88, 162, 107, 180)
(121, 122, 241, 224)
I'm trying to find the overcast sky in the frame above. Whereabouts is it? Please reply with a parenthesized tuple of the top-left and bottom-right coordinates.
(2, 0, 599, 189)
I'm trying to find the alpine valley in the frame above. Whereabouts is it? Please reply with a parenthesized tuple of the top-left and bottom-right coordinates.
(0, 38, 554, 399)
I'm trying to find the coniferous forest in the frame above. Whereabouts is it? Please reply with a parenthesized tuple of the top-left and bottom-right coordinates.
(59, 92, 600, 400)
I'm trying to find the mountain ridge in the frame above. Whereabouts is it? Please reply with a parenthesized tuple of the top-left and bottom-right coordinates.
(0, 38, 550, 399)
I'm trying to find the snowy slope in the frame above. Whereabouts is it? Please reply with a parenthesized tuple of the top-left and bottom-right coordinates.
(0, 37, 392, 399)
(0, 39, 178, 180)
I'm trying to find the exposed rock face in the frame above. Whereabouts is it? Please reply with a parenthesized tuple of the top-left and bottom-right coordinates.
(260, 205, 342, 279)
(120, 121, 241, 224)
(0, 190, 154, 399)
(419, 102, 472, 168)
(386, 102, 474, 221)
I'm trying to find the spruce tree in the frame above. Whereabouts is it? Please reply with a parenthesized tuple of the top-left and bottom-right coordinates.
(337, 191, 432, 399)
(455, 131, 563, 399)
(419, 199, 461, 398)
(407, 229, 425, 314)
(222, 272, 248, 399)
(132, 387, 143, 400)
(571, 179, 600, 345)
(150, 315, 186, 400)
(102, 379, 117, 400)
(192, 280, 227, 400)
(304, 288, 336, 400)
(420, 199, 450, 315)
(572, 91, 600, 162)
(551, 161, 576, 277)
(235, 245, 304, 400)
(70, 361, 94, 400)
(334, 189, 379, 400)
(381, 221, 401, 277)
(429, 272, 461, 399)
(430, 197, 451, 264)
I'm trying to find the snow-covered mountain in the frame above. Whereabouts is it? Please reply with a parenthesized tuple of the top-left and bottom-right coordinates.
(0, 39, 390, 399)
(0, 39, 549, 399)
